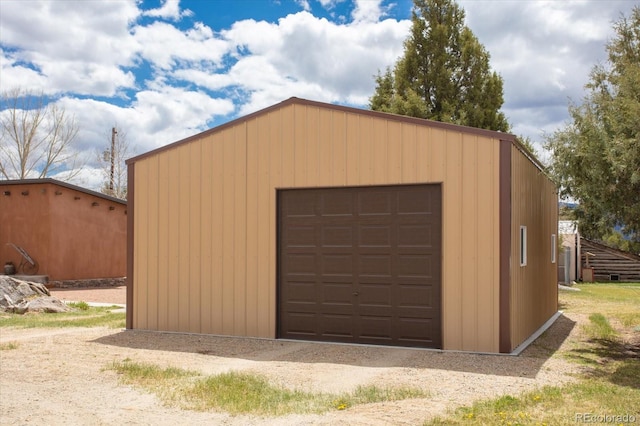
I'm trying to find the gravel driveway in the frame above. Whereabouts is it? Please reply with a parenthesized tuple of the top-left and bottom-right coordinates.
(1, 286, 583, 425)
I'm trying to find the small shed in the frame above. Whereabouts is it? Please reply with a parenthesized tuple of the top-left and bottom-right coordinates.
(126, 97, 558, 354)
(558, 220, 581, 283)
(0, 179, 127, 282)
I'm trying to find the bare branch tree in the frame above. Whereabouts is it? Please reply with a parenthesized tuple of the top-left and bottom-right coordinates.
(97, 125, 134, 199)
(0, 88, 81, 180)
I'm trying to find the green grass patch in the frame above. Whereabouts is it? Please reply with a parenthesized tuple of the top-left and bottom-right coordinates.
(584, 313, 617, 340)
(562, 283, 640, 327)
(68, 301, 90, 311)
(0, 305, 125, 329)
(109, 360, 428, 416)
(427, 283, 640, 425)
(0, 341, 19, 350)
(427, 381, 639, 425)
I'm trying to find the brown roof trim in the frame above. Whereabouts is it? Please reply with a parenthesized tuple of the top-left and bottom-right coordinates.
(126, 164, 134, 329)
(126, 96, 518, 164)
(0, 178, 126, 205)
(499, 139, 512, 353)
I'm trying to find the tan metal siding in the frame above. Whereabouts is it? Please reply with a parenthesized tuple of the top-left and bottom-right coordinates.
(131, 102, 502, 352)
(509, 146, 558, 350)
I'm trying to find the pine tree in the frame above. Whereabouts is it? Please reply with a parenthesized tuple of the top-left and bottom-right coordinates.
(370, 0, 509, 132)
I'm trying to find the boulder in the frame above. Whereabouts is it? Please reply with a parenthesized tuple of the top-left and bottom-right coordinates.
(0, 276, 71, 314)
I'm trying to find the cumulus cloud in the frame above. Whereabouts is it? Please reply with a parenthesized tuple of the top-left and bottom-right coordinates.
(1, 0, 637, 189)
(459, 0, 634, 141)
(143, 0, 193, 20)
(221, 11, 410, 112)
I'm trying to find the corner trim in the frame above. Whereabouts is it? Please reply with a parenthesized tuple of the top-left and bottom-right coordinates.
(126, 164, 134, 329)
(499, 140, 512, 353)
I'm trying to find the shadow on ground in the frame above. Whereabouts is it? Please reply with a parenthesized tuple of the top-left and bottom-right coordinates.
(565, 336, 640, 389)
(94, 314, 576, 378)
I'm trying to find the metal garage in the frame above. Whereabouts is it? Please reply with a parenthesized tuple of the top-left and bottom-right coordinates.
(278, 184, 442, 348)
(126, 97, 559, 354)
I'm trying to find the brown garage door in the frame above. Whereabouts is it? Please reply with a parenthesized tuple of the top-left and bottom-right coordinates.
(278, 184, 442, 348)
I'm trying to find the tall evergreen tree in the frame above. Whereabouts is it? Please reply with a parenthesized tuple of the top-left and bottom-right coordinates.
(370, 0, 509, 132)
(545, 7, 640, 244)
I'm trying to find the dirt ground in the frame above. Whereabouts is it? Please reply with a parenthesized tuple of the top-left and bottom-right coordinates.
(49, 285, 127, 305)
(1, 286, 583, 425)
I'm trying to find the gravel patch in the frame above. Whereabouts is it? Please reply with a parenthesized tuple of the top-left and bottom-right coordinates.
(0, 311, 582, 425)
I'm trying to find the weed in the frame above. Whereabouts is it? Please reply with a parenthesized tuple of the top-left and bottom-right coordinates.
(0, 341, 19, 350)
(0, 306, 125, 329)
(584, 313, 616, 340)
(424, 283, 640, 425)
(108, 360, 428, 416)
(68, 301, 90, 311)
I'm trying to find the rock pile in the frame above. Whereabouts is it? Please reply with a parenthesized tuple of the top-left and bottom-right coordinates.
(0, 276, 71, 314)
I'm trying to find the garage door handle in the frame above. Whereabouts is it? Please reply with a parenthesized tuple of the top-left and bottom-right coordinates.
(353, 292, 359, 296)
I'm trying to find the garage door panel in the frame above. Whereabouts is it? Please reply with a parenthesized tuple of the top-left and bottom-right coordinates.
(398, 224, 433, 247)
(322, 283, 354, 305)
(284, 225, 317, 247)
(397, 188, 432, 214)
(397, 317, 438, 344)
(283, 281, 317, 303)
(320, 314, 354, 338)
(358, 283, 393, 307)
(359, 225, 392, 247)
(283, 312, 318, 336)
(322, 226, 353, 247)
(321, 192, 354, 216)
(397, 254, 432, 277)
(360, 316, 392, 339)
(279, 184, 441, 349)
(359, 192, 392, 216)
(283, 193, 317, 217)
(359, 254, 392, 276)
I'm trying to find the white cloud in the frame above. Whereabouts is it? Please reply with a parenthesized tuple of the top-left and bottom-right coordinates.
(143, 0, 193, 20)
(2, 0, 636, 189)
(0, 0, 140, 96)
(352, 0, 384, 23)
(134, 21, 229, 70)
(56, 86, 235, 158)
(459, 0, 635, 142)
(222, 11, 410, 112)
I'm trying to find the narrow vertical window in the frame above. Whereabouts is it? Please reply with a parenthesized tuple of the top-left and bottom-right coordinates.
(551, 234, 557, 263)
(520, 226, 527, 266)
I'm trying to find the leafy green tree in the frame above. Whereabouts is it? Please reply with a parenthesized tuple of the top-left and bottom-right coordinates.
(370, 0, 509, 132)
(545, 7, 640, 243)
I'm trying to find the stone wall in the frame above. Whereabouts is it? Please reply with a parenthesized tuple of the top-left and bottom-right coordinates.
(48, 277, 126, 288)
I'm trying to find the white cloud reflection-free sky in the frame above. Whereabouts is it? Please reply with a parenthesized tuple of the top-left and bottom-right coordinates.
(0, 0, 634, 189)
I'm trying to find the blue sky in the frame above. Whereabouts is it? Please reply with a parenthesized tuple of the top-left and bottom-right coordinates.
(0, 0, 636, 189)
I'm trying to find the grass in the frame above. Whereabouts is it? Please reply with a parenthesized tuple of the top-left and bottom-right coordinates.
(109, 360, 428, 416)
(428, 380, 639, 425)
(0, 341, 19, 350)
(0, 304, 125, 329)
(427, 282, 640, 426)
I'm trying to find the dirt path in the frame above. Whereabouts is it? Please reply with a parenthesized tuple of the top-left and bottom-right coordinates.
(49, 286, 126, 305)
(0, 311, 582, 425)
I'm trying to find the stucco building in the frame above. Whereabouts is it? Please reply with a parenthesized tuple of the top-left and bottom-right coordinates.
(0, 179, 127, 282)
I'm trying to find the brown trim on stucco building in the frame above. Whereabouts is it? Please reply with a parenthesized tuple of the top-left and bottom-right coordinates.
(0, 178, 126, 205)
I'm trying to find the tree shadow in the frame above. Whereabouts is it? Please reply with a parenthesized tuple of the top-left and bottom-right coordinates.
(565, 337, 640, 389)
(93, 313, 576, 378)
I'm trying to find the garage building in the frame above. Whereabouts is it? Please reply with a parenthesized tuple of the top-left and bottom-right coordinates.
(126, 97, 558, 354)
